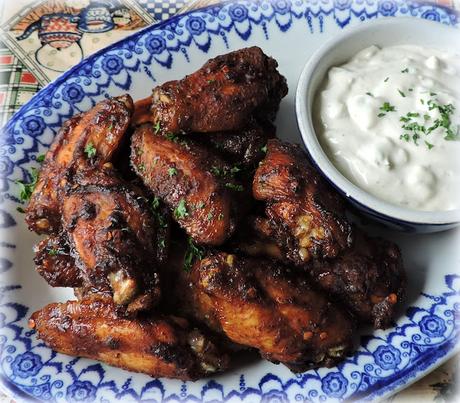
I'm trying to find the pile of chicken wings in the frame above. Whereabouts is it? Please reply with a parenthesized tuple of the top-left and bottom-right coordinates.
(25, 47, 406, 380)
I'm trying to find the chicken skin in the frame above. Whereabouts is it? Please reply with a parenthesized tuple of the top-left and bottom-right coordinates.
(148, 47, 287, 133)
(25, 95, 134, 234)
(131, 124, 242, 245)
(173, 251, 354, 371)
(253, 139, 353, 264)
(61, 166, 161, 313)
(307, 231, 406, 329)
(29, 298, 229, 380)
(236, 218, 405, 329)
(34, 236, 82, 288)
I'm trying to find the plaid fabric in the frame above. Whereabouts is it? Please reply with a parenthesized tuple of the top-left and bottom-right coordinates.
(0, 39, 40, 127)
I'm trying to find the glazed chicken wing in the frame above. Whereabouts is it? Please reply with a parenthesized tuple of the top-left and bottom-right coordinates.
(29, 298, 229, 380)
(253, 139, 353, 264)
(131, 124, 242, 245)
(25, 95, 133, 234)
(147, 47, 287, 133)
(174, 251, 354, 371)
(62, 165, 161, 313)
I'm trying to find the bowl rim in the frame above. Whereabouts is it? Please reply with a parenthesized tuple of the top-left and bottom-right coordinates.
(295, 16, 460, 225)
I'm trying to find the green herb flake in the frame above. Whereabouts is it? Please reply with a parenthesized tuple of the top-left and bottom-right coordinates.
(151, 196, 160, 211)
(16, 207, 25, 213)
(425, 140, 435, 149)
(154, 121, 161, 134)
(174, 199, 188, 219)
(168, 167, 177, 177)
(225, 182, 244, 192)
(196, 201, 205, 209)
(400, 134, 410, 142)
(366, 92, 374, 97)
(47, 248, 59, 256)
(183, 237, 204, 272)
(398, 89, 406, 98)
(401, 67, 409, 73)
(84, 142, 97, 159)
(36, 154, 45, 163)
(218, 213, 224, 220)
(384, 77, 389, 82)
(261, 144, 268, 153)
(207, 212, 213, 221)
(378, 113, 386, 118)
(380, 102, 396, 113)
(16, 167, 39, 202)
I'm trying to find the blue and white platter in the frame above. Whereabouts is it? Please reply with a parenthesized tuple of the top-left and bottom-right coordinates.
(1, 0, 459, 401)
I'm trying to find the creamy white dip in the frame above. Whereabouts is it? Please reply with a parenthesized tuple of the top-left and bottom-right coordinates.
(315, 45, 460, 211)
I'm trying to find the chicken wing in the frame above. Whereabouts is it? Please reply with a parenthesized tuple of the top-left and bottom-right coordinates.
(253, 139, 353, 264)
(173, 251, 354, 371)
(149, 47, 287, 133)
(25, 95, 134, 234)
(34, 236, 82, 288)
(307, 231, 406, 329)
(131, 124, 242, 245)
(29, 298, 229, 380)
(62, 165, 161, 313)
(236, 218, 405, 329)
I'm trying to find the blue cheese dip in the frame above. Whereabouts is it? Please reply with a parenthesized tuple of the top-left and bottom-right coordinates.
(314, 45, 460, 211)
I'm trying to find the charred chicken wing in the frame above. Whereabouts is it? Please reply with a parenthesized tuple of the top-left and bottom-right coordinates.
(25, 95, 134, 234)
(175, 251, 354, 371)
(30, 298, 229, 380)
(131, 124, 241, 245)
(307, 231, 406, 329)
(253, 139, 353, 264)
(148, 47, 287, 133)
(62, 166, 161, 313)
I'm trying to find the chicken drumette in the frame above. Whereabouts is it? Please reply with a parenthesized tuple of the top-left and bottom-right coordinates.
(253, 139, 353, 264)
(138, 47, 287, 133)
(130, 124, 244, 245)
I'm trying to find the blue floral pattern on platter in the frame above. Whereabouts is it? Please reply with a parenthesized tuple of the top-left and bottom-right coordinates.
(1, 0, 459, 401)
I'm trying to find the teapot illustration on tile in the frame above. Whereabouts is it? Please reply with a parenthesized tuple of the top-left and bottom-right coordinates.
(16, 12, 84, 73)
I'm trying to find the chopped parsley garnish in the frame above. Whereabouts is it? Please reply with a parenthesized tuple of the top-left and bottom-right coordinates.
(261, 144, 268, 153)
(366, 92, 374, 97)
(154, 121, 161, 134)
(425, 141, 434, 150)
(207, 211, 213, 221)
(225, 182, 244, 192)
(151, 196, 160, 211)
(168, 167, 177, 177)
(196, 201, 205, 209)
(174, 199, 188, 219)
(183, 237, 204, 271)
(84, 142, 97, 158)
(47, 248, 59, 256)
(384, 77, 389, 82)
(211, 164, 242, 178)
(396, 96, 458, 146)
(36, 154, 45, 163)
(397, 89, 406, 98)
(401, 67, 409, 73)
(380, 102, 396, 113)
(137, 162, 146, 172)
(16, 167, 39, 201)
(16, 207, 25, 213)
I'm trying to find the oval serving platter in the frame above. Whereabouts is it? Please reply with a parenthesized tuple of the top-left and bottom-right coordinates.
(1, 1, 459, 401)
